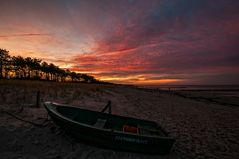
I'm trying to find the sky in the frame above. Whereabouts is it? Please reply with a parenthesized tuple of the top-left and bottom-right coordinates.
(0, 0, 239, 85)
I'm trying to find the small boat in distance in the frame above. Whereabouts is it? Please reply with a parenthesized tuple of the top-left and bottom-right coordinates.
(44, 101, 175, 154)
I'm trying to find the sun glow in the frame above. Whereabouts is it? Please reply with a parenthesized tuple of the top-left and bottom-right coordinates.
(99, 75, 184, 85)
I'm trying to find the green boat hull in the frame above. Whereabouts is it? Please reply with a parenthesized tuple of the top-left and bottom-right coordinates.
(44, 102, 175, 154)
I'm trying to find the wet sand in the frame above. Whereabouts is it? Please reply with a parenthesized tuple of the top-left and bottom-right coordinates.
(1, 80, 239, 159)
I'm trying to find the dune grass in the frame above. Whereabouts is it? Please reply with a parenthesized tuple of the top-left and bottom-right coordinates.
(0, 79, 114, 106)
(0, 79, 112, 90)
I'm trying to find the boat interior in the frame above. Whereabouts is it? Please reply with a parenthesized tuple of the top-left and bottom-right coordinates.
(56, 105, 166, 137)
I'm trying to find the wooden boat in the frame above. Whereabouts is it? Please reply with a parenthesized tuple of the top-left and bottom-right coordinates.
(44, 101, 175, 154)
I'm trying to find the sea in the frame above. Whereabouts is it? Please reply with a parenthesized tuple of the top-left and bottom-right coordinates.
(138, 85, 239, 97)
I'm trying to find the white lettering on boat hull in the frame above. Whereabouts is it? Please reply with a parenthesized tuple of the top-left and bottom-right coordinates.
(115, 136, 148, 144)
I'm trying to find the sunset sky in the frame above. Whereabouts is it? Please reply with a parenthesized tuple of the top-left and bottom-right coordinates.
(0, 0, 239, 85)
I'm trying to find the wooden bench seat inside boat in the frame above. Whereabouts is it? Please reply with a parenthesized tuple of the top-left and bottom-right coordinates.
(138, 126, 164, 136)
(94, 118, 107, 128)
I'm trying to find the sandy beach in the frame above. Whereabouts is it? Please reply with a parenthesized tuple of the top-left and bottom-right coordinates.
(1, 80, 239, 159)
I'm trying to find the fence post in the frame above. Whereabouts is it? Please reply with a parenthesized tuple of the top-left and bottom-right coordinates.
(36, 90, 40, 108)
(109, 101, 112, 114)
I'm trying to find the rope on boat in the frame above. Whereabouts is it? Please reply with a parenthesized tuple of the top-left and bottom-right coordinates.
(1, 109, 50, 127)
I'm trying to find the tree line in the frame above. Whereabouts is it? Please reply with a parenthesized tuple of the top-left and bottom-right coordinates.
(0, 48, 99, 83)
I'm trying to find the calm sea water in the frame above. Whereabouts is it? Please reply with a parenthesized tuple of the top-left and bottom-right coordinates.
(139, 85, 239, 91)
(139, 85, 239, 97)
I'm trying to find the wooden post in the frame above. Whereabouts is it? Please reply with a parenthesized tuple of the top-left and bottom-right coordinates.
(36, 90, 40, 108)
(101, 100, 112, 114)
(108, 101, 112, 114)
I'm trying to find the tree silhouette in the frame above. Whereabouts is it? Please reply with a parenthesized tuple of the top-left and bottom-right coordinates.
(4, 59, 13, 78)
(32, 58, 42, 79)
(60, 67, 67, 82)
(12, 56, 26, 78)
(70, 71, 77, 82)
(0, 49, 10, 78)
(0, 48, 101, 84)
(41, 62, 50, 80)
